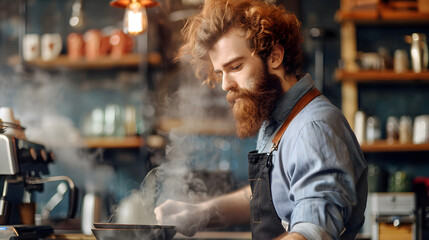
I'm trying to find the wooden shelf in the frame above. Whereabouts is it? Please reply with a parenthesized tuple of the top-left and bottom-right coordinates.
(7, 52, 161, 70)
(336, 69, 429, 82)
(361, 141, 429, 153)
(336, 8, 429, 24)
(84, 136, 144, 149)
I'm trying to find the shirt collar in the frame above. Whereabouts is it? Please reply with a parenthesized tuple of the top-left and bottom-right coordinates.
(271, 73, 316, 124)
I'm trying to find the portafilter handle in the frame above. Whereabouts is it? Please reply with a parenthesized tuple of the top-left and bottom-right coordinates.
(26, 176, 79, 219)
(0, 180, 10, 224)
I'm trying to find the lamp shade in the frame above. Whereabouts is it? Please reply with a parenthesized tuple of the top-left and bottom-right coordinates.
(110, 0, 160, 8)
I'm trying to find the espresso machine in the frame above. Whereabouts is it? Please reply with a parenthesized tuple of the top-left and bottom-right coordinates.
(0, 110, 78, 239)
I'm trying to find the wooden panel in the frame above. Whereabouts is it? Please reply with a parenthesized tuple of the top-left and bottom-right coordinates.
(340, 21, 359, 129)
(380, 8, 429, 20)
(379, 222, 413, 240)
(341, 22, 359, 72)
(342, 81, 358, 129)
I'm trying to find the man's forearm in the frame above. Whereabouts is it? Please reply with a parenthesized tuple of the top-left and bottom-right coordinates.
(205, 185, 251, 227)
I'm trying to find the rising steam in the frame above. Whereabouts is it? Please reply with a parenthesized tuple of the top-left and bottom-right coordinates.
(124, 64, 235, 229)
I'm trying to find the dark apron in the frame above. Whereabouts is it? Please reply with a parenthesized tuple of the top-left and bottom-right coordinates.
(248, 88, 321, 239)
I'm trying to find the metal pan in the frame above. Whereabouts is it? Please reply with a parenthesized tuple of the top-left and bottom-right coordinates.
(93, 223, 175, 230)
(92, 223, 176, 240)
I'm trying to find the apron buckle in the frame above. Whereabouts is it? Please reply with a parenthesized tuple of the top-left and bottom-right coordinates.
(269, 143, 278, 154)
(266, 144, 277, 168)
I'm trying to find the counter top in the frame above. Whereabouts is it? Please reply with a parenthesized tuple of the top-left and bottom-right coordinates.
(45, 232, 251, 240)
(46, 231, 370, 240)
(175, 231, 251, 239)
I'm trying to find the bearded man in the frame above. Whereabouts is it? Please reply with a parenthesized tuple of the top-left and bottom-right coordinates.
(155, 0, 368, 239)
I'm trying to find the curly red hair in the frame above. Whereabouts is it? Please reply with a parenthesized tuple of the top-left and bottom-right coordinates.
(177, 0, 303, 87)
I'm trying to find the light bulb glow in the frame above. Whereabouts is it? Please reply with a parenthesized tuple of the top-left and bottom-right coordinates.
(123, 1, 148, 36)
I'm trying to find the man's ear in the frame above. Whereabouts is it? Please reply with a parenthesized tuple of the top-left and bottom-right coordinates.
(267, 44, 284, 69)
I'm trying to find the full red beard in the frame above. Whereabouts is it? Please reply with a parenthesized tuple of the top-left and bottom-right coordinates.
(226, 65, 284, 138)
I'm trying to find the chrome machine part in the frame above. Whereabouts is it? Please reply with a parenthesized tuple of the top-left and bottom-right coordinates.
(26, 176, 79, 219)
(0, 135, 19, 175)
(41, 182, 68, 219)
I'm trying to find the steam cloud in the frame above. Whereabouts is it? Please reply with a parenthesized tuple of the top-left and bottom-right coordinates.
(0, 62, 234, 231)
(128, 64, 235, 229)
(0, 69, 115, 219)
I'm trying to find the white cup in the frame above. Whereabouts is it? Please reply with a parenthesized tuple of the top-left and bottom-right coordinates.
(394, 49, 409, 73)
(23, 34, 40, 61)
(41, 33, 62, 61)
(0, 107, 17, 124)
(413, 115, 429, 144)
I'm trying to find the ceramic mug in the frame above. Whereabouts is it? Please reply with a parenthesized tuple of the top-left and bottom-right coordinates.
(110, 29, 134, 59)
(84, 29, 111, 60)
(67, 32, 85, 61)
(41, 33, 62, 61)
(22, 34, 40, 61)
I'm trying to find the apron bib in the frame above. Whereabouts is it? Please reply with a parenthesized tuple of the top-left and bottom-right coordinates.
(248, 88, 321, 239)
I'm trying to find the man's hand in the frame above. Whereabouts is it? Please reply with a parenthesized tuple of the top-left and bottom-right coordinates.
(154, 199, 212, 236)
(275, 232, 308, 240)
(154, 186, 251, 236)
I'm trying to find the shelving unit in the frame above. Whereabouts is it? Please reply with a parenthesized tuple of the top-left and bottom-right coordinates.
(337, 3, 429, 153)
(338, 8, 429, 127)
(7, 52, 160, 149)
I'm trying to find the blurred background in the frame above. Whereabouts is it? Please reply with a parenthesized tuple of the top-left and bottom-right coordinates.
(1, 0, 429, 239)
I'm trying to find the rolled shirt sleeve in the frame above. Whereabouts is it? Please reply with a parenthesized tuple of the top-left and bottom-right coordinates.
(276, 119, 362, 239)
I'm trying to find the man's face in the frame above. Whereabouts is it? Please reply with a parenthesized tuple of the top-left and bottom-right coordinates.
(209, 28, 283, 138)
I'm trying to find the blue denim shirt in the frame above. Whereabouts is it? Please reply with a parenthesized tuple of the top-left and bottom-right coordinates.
(257, 74, 368, 240)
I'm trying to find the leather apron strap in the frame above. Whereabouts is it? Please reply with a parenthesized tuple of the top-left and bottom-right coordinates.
(269, 88, 322, 154)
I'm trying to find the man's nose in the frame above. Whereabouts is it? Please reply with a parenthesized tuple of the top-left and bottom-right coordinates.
(222, 74, 236, 91)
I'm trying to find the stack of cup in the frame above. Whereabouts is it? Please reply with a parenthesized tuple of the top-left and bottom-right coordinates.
(0, 118, 4, 134)
(0, 107, 26, 139)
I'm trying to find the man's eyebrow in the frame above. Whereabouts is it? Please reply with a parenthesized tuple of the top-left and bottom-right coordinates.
(214, 56, 245, 72)
(222, 56, 244, 68)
